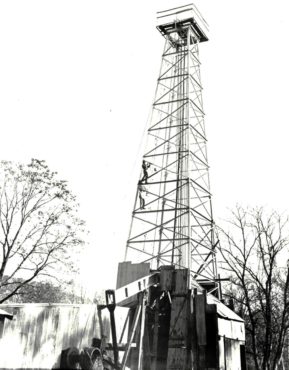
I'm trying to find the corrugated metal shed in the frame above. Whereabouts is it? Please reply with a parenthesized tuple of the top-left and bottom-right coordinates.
(207, 294, 245, 342)
(0, 303, 112, 370)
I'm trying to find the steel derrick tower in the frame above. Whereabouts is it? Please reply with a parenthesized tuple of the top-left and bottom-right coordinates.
(125, 4, 217, 289)
(55, 6, 246, 370)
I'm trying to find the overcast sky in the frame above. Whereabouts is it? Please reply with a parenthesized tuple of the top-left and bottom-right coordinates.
(0, 0, 289, 295)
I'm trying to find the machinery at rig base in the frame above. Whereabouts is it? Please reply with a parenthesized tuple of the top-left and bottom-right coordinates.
(96, 263, 245, 370)
(61, 264, 245, 370)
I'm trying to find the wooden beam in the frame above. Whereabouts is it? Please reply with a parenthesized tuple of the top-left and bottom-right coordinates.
(120, 304, 142, 370)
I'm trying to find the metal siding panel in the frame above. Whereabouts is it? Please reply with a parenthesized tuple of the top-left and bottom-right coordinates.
(24, 307, 37, 368)
(32, 307, 45, 360)
(218, 318, 245, 341)
(0, 304, 122, 369)
(41, 307, 56, 368)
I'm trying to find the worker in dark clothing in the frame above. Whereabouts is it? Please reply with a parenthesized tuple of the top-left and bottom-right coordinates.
(141, 160, 150, 184)
(138, 181, 147, 209)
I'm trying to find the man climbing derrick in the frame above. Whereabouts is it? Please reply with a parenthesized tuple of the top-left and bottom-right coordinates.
(141, 160, 150, 184)
(138, 181, 147, 209)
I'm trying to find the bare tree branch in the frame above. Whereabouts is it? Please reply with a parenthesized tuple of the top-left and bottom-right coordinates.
(218, 207, 289, 370)
(0, 159, 85, 303)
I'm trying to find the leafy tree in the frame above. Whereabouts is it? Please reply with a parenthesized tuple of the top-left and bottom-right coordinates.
(5, 279, 94, 304)
(6, 280, 74, 303)
(0, 159, 84, 303)
(218, 207, 289, 370)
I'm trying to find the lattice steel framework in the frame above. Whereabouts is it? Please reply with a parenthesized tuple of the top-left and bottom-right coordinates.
(124, 5, 217, 286)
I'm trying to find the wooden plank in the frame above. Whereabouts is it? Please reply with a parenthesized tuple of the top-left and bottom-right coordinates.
(116, 262, 151, 307)
(159, 266, 175, 291)
(121, 304, 142, 369)
(144, 318, 152, 370)
(166, 269, 191, 370)
(166, 348, 188, 370)
(116, 262, 150, 289)
(174, 269, 190, 294)
(169, 297, 187, 345)
(138, 293, 146, 370)
(151, 298, 160, 370)
(195, 291, 207, 346)
(167, 297, 189, 370)
(115, 272, 158, 306)
(191, 292, 198, 370)
(205, 304, 218, 369)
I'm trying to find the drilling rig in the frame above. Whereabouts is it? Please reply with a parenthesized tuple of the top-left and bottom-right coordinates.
(61, 4, 246, 370)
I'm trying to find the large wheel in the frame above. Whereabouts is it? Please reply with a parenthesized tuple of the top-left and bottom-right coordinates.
(80, 347, 104, 370)
(60, 347, 80, 369)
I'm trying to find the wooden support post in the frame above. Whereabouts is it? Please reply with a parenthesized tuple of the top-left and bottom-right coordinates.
(195, 289, 207, 369)
(105, 290, 119, 367)
(151, 297, 160, 370)
(137, 292, 146, 370)
(144, 318, 152, 370)
(185, 290, 193, 370)
(119, 310, 130, 344)
(191, 290, 198, 370)
(166, 269, 191, 370)
(121, 303, 142, 370)
(195, 290, 207, 345)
